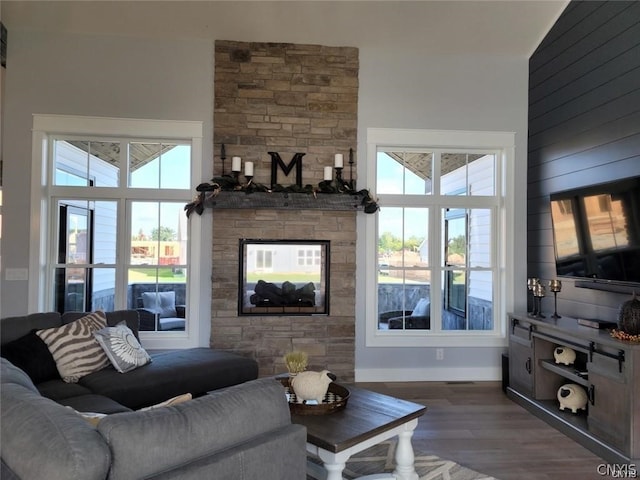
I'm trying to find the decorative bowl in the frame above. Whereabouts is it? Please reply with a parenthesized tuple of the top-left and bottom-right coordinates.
(278, 377, 350, 415)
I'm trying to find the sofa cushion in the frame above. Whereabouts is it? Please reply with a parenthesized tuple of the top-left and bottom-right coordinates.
(1, 331, 60, 383)
(147, 424, 307, 480)
(79, 348, 259, 409)
(37, 378, 94, 401)
(97, 378, 295, 480)
(1, 383, 111, 480)
(142, 291, 177, 318)
(0, 312, 63, 345)
(36, 311, 111, 383)
(58, 394, 132, 415)
(158, 317, 186, 331)
(0, 357, 40, 394)
(94, 323, 151, 373)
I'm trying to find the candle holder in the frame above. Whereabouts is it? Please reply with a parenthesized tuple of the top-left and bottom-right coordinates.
(348, 148, 355, 190)
(244, 175, 253, 186)
(527, 277, 539, 315)
(532, 283, 546, 318)
(335, 167, 344, 186)
(220, 143, 227, 175)
(549, 279, 562, 318)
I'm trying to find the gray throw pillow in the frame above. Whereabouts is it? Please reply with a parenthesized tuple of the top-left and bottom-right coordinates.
(142, 291, 177, 318)
(94, 323, 152, 373)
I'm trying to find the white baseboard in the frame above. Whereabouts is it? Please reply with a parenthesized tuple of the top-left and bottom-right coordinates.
(355, 366, 501, 383)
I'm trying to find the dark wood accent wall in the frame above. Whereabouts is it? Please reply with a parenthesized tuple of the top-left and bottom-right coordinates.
(527, 0, 640, 319)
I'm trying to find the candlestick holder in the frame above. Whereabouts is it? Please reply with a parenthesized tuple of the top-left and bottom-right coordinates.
(527, 277, 539, 315)
(549, 279, 562, 318)
(335, 167, 344, 186)
(220, 143, 226, 176)
(244, 175, 253, 186)
(348, 148, 355, 190)
(532, 283, 546, 318)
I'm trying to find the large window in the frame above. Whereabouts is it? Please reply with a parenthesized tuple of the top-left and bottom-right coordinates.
(31, 115, 203, 346)
(366, 128, 514, 347)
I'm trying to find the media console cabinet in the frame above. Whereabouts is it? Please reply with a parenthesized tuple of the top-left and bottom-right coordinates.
(507, 312, 640, 464)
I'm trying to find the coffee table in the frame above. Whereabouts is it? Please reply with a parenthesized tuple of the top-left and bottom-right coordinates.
(289, 383, 426, 480)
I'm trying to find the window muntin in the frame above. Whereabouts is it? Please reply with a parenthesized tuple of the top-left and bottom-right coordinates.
(54, 199, 118, 313)
(376, 151, 433, 195)
(297, 247, 321, 267)
(374, 143, 501, 338)
(54, 140, 120, 187)
(128, 143, 190, 190)
(441, 153, 496, 196)
(377, 206, 431, 330)
(47, 137, 192, 332)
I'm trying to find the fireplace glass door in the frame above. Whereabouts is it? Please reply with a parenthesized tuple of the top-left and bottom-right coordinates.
(239, 239, 330, 315)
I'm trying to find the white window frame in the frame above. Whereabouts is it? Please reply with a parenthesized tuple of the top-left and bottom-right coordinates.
(365, 128, 515, 348)
(29, 114, 204, 349)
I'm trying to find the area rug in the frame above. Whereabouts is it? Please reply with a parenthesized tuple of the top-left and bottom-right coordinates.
(308, 440, 497, 480)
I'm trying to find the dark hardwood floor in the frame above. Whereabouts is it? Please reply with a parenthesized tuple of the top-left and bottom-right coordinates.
(354, 381, 608, 480)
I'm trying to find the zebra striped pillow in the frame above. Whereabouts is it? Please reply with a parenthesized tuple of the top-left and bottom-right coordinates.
(36, 311, 111, 383)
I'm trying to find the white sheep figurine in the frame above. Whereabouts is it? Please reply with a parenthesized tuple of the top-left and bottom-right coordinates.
(554, 346, 576, 366)
(290, 370, 337, 404)
(557, 383, 588, 413)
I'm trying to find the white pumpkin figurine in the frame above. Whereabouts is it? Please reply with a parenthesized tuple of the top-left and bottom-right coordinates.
(290, 370, 337, 404)
(554, 346, 576, 366)
(557, 383, 588, 413)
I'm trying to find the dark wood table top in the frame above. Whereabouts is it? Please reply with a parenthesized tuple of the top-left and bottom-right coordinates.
(289, 383, 427, 453)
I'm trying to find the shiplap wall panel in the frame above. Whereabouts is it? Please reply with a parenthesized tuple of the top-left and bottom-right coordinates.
(527, 0, 640, 320)
(530, 1, 603, 59)
(529, 2, 638, 92)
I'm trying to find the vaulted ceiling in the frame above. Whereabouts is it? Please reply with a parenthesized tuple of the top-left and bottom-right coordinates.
(4, 1, 568, 57)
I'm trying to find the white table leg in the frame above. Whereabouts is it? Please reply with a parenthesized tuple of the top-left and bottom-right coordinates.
(317, 449, 349, 480)
(392, 418, 419, 480)
(306, 416, 423, 480)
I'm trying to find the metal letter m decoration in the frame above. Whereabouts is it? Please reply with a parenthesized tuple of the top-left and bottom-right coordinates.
(268, 152, 306, 188)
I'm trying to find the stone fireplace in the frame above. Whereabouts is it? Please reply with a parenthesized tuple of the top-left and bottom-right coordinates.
(210, 40, 359, 381)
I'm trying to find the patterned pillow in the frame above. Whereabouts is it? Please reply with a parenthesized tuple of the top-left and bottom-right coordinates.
(94, 323, 152, 373)
(36, 311, 111, 383)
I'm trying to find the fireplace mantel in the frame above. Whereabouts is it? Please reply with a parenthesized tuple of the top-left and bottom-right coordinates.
(203, 191, 366, 211)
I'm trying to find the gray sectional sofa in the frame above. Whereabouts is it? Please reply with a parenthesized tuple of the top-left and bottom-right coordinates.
(0, 310, 307, 479)
(0, 310, 258, 411)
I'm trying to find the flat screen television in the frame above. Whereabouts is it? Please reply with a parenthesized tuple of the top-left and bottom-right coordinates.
(549, 175, 640, 287)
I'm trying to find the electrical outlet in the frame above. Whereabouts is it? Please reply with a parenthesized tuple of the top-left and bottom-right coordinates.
(436, 348, 444, 361)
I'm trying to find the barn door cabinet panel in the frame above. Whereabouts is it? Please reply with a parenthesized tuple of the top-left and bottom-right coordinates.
(507, 313, 640, 464)
(588, 356, 629, 454)
(508, 318, 534, 396)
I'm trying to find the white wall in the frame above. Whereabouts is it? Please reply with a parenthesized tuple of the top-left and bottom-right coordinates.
(1, 3, 531, 379)
(355, 52, 529, 380)
(1, 30, 214, 318)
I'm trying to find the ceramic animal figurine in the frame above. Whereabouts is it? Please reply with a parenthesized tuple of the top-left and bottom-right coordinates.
(290, 370, 337, 404)
(554, 346, 576, 365)
(557, 383, 587, 413)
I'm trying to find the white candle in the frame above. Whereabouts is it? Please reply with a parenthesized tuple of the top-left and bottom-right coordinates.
(324, 166, 333, 181)
(231, 156, 242, 172)
(334, 154, 344, 168)
(244, 161, 254, 176)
